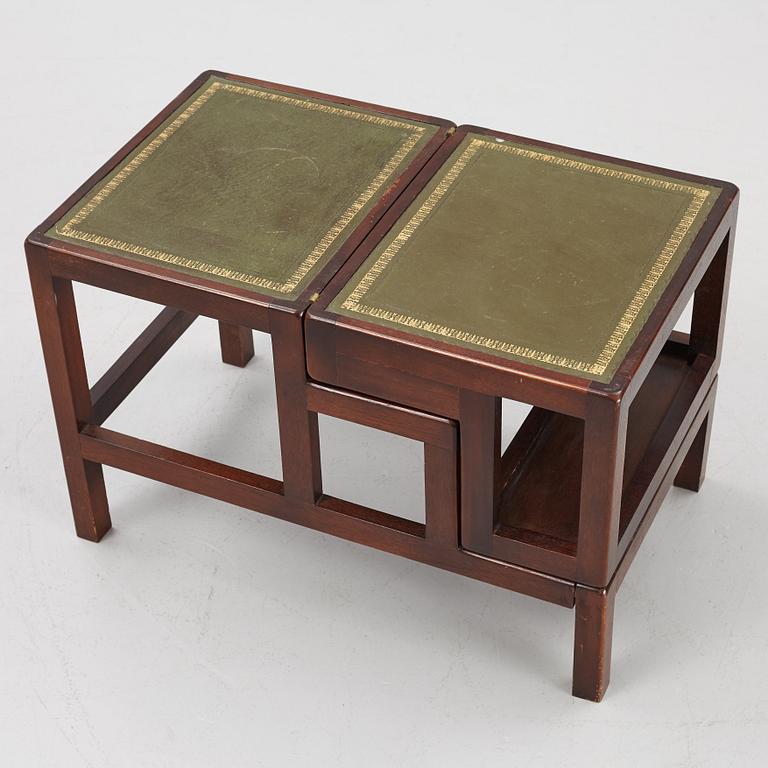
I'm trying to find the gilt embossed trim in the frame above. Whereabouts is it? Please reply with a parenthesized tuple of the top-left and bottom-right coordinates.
(340, 137, 713, 378)
(55, 78, 427, 295)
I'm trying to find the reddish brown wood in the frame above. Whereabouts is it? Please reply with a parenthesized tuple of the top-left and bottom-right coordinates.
(674, 414, 712, 492)
(495, 411, 582, 576)
(218, 322, 254, 367)
(424, 439, 458, 546)
(305, 311, 464, 419)
(458, 390, 501, 554)
(669, 227, 733, 494)
(689, 229, 734, 361)
(306, 309, 590, 420)
(575, 393, 627, 588)
(316, 494, 424, 539)
(77, 423, 573, 606)
(91, 307, 196, 425)
(571, 377, 717, 701)
(498, 406, 547, 494)
(303, 126, 738, 701)
(270, 307, 323, 503)
(619, 342, 707, 520)
(44, 248, 274, 332)
(80, 423, 283, 500)
(306, 379, 458, 546)
(27, 246, 111, 541)
(27, 79, 739, 702)
(25, 72, 458, 563)
(481, 339, 714, 578)
(306, 382, 454, 448)
(572, 584, 615, 702)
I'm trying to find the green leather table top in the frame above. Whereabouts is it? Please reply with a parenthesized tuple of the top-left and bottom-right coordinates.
(48, 75, 440, 299)
(330, 132, 722, 382)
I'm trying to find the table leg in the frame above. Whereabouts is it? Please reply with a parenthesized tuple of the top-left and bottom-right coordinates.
(572, 583, 615, 702)
(674, 409, 713, 492)
(424, 437, 459, 546)
(218, 322, 254, 367)
(27, 249, 111, 541)
(673, 227, 732, 492)
(270, 310, 322, 503)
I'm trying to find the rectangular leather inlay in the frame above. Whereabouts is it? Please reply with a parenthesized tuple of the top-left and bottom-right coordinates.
(48, 76, 439, 298)
(330, 133, 721, 382)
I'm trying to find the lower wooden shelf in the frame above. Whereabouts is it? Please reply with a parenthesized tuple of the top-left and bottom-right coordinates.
(495, 336, 713, 562)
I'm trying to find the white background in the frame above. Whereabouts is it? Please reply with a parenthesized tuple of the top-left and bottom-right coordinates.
(2, 1, 767, 766)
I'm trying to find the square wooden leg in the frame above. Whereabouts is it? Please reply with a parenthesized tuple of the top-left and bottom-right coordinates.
(672, 228, 730, 493)
(572, 583, 615, 702)
(270, 310, 322, 503)
(674, 410, 713, 492)
(27, 249, 111, 541)
(218, 321, 254, 367)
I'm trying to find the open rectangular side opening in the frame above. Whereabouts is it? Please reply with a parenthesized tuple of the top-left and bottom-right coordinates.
(317, 414, 426, 532)
(74, 283, 283, 481)
(496, 404, 584, 557)
(492, 331, 712, 561)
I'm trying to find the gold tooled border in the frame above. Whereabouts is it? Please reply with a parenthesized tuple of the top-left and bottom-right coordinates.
(340, 137, 712, 378)
(55, 79, 427, 295)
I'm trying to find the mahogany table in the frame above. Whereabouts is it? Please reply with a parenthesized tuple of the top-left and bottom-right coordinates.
(27, 71, 738, 702)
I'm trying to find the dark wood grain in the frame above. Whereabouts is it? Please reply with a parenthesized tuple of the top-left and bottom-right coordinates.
(424, 438, 458, 546)
(306, 382, 454, 448)
(27, 245, 111, 541)
(27, 75, 738, 702)
(218, 322, 254, 367)
(304, 124, 738, 700)
(572, 584, 615, 702)
(270, 306, 323, 503)
(485, 338, 715, 582)
(458, 390, 500, 555)
(77, 423, 573, 606)
(674, 414, 712, 492)
(306, 377, 458, 546)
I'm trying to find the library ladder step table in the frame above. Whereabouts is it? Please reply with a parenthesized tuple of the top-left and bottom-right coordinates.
(27, 72, 737, 703)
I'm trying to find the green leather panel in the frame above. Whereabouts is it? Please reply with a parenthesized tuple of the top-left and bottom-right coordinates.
(48, 76, 439, 298)
(330, 133, 721, 382)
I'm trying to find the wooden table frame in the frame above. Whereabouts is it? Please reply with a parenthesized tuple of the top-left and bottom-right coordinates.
(27, 84, 738, 703)
(25, 238, 578, 593)
(305, 126, 739, 700)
